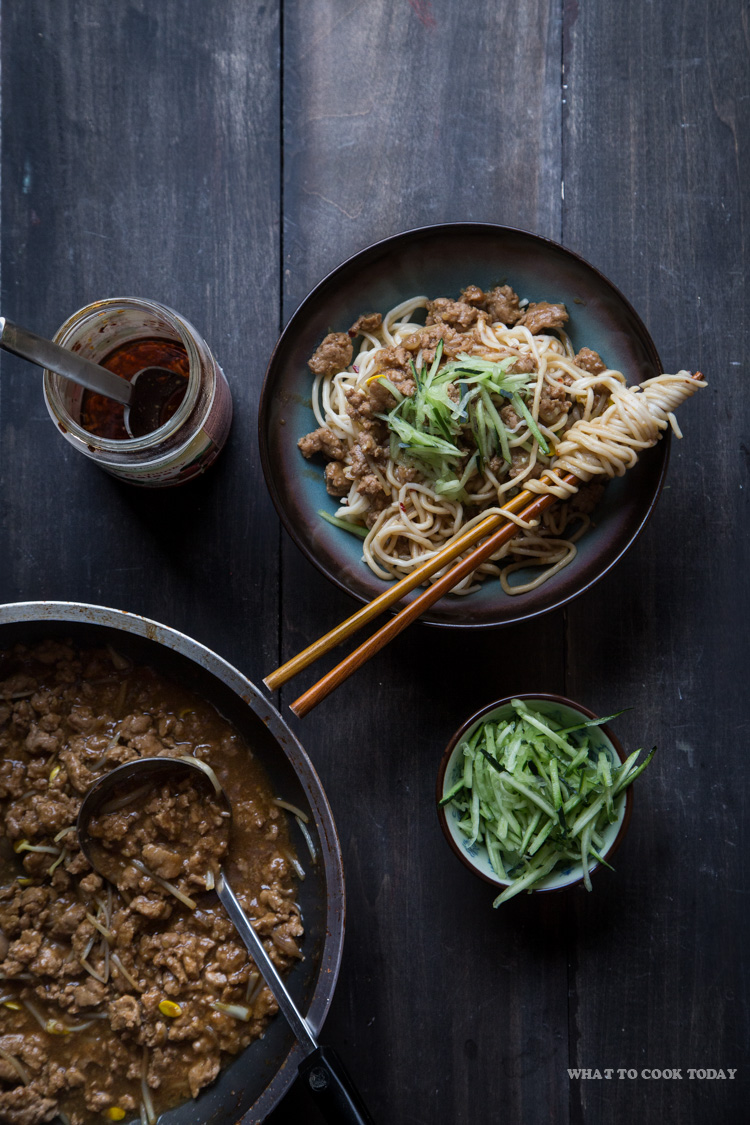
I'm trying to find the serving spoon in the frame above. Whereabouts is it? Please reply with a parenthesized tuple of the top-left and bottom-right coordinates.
(77, 756, 375, 1125)
(0, 317, 187, 438)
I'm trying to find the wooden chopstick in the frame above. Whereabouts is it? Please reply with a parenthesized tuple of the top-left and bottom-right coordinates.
(263, 486, 537, 692)
(277, 371, 704, 715)
(288, 472, 578, 717)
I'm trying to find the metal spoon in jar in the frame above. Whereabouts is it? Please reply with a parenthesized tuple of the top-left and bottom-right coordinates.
(0, 316, 187, 438)
(77, 756, 375, 1125)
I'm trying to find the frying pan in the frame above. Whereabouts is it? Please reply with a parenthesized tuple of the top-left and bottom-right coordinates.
(0, 600, 346, 1125)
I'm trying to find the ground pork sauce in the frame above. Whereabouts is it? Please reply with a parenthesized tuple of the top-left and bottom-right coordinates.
(0, 641, 304, 1125)
(86, 771, 230, 901)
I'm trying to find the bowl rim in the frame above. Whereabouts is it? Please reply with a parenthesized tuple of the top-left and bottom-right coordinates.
(0, 599, 345, 1123)
(258, 220, 668, 629)
(435, 692, 634, 893)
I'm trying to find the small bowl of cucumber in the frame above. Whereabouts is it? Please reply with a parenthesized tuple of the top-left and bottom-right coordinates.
(437, 694, 653, 906)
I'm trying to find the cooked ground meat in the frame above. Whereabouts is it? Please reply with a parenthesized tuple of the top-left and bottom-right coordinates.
(302, 285, 614, 593)
(0, 1085, 58, 1125)
(538, 377, 572, 426)
(508, 352, 537, 374)
(344, 382, 413, 426)
(356, 473, 388, 499)
(374, 344, 408, 368)
(357, 430, 388, 461)
(393, 464, 420, 484)
(516, 301, 569, 334)
(108, 995, 140, 1031)
(401, 323, 466, 362)
(500, 404, 522, 430)
(363, 380, 397, 413)
(425, 297, 479, 331)
(379, 367, 416, 397)
(481, 285, 523, 326)
(324, 461, 350, 496)
(569, 481, 606, 515)
(348, 312, 382, 337)
(87, 774, 229, 899)
(297, 426, 347, 461)
(459, 284, 485, 307)
(360, 485, 391, 528)
(507, 448, 544, 481)
(0, 642, 303, 1125)
(307, 332, 353, 376)
(574, 347, 607, 375)
(347, 445, 370, 480)
(342, 386, 374, 425)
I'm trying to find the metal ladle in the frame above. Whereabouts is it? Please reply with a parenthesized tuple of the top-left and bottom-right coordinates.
(77, 756, 375, 1125)
(0, 317, 187, 438)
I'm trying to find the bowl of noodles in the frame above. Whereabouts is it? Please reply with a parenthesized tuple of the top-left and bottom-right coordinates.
(259, 223, 669, 627)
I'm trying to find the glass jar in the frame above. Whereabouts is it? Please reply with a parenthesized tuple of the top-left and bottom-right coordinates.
(43, 298, 233, 486)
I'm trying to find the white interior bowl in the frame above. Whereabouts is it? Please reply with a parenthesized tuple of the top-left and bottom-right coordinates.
(436, 693, 633, 895)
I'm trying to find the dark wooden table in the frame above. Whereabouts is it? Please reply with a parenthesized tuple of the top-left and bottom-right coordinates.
(1, 3, 747, 1123)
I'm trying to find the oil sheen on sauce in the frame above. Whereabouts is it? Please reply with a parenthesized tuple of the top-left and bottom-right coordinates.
(79, 338, 189, 440)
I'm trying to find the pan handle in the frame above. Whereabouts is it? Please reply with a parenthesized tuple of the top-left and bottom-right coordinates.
(298, 1044, 375, 1124)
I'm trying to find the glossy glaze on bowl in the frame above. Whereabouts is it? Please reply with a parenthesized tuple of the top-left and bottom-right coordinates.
(259, 223, 667, 628)
(436, 694, 633, 894)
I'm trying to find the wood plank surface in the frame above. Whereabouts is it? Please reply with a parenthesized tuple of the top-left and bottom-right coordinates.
(562, 2, 749, 1123)
(1, 0, 282, 681)
(0, 1, 747, 1124)
(277, 4, 569, 1123)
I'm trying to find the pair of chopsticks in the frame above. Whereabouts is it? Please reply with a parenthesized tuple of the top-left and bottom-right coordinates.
(266, 370, 704, 716)
(265, 471, 577, 717)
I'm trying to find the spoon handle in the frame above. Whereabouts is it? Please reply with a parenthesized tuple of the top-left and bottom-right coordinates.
(298, 1045, 376, 1125)
(216, 874, 317, 1051)
(216, 875, 375, 1124)
(0, 316, 132, 405)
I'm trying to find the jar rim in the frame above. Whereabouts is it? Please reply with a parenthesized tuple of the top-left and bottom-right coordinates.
(43, 297, 203, 451)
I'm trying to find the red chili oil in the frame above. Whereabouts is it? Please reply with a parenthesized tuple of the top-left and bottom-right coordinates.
(79, 338, 189, 440)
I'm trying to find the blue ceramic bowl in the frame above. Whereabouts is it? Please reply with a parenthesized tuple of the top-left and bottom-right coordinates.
(259, 223, 667, 628)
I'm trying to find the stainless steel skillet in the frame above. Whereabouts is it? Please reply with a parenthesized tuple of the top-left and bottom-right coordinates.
(0, 600, 348, 1125)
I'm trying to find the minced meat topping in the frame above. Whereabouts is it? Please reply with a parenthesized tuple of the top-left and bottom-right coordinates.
(0, 641, 303, 1125)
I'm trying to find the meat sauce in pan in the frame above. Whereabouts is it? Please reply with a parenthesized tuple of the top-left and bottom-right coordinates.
(86, 772, 230, 901)
(0, 641, 304, 1125)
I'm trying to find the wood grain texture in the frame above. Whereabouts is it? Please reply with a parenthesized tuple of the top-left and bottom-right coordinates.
(1, 0, 282, 682)
(0, 1, 747, 1123)
(279, 3, 569, 1123)
(562, 1, 749, 1122)
(281, 0, 563, 313)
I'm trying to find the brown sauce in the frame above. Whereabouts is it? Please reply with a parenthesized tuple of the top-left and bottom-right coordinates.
(0, 641, 304, 1125)
(79, 339, 189, 440)
(86, 771, 230, 900)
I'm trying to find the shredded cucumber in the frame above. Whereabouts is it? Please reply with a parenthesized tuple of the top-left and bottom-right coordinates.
(442, 699, 654, 906)
(377, 344, 541, 495)
(318, 509, 369, 539)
